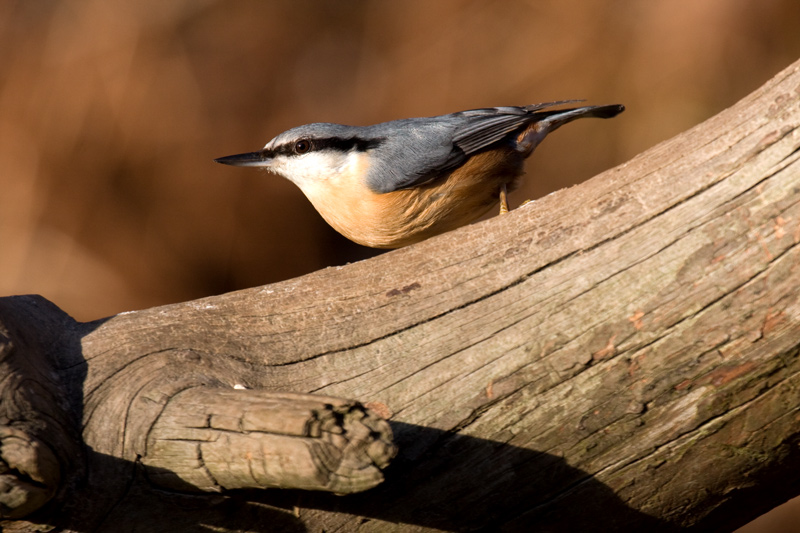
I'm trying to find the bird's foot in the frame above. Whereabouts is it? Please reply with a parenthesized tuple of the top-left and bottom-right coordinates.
(499, 184, 509, 215)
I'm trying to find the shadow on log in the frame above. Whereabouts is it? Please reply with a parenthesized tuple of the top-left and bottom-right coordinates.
(2, 57, 800, 532)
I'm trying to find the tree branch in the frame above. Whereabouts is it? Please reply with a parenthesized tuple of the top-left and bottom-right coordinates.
(2, 57, 800, 532)
(144, 389, 395, 494)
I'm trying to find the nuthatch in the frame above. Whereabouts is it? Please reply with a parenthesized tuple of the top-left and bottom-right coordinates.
(216, 101, 624, 248)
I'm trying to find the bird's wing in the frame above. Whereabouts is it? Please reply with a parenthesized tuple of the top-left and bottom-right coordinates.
(451, 100, 583, 155)
(370, 101, 585, 193)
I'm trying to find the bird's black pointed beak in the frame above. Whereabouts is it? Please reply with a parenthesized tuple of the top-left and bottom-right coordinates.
(214, 151, 272, 167)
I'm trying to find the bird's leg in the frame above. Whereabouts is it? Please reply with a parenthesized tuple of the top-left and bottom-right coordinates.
(499, 184, 509, 215)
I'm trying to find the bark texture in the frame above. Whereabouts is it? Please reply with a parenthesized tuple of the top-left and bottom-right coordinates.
(2, 58, 800, 532)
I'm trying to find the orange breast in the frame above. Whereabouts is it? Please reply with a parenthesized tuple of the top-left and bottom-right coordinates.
(304, 148, 525, 248)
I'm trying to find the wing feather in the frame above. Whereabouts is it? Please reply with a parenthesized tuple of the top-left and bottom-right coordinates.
(369, 100, 623, 193)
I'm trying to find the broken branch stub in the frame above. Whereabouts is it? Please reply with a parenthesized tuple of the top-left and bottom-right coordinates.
(143, 388, 396, 494)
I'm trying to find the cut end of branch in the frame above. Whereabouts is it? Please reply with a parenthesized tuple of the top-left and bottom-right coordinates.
(143, 389, 397, 495)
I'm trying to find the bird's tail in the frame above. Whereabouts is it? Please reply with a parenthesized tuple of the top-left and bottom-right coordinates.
(516, 103, 624, 155)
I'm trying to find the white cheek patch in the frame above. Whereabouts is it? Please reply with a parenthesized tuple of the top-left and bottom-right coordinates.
(270, 152, 344, 185)
(272, 150, 368, 192)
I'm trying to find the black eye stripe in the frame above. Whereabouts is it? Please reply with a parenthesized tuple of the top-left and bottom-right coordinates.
(269, 137, 385, 157)
(314, 137, 384, 152)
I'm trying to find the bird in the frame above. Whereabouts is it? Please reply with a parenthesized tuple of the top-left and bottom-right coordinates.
(215, 101, 624, 248)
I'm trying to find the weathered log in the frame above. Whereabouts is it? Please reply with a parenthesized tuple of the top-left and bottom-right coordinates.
(1, 56, 800, 531)
(0, 296, 396, 531)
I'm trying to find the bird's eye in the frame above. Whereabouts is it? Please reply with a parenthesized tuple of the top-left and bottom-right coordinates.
(294, 140, 312, 154)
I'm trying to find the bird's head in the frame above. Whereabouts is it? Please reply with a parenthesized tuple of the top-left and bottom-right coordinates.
(215, 123, 384, 193)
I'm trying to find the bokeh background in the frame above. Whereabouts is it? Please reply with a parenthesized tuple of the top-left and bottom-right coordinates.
(1, 0, 800, 529)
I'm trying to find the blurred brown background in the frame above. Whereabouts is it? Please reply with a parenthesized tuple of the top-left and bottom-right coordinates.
(1, 0, 800, 529)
